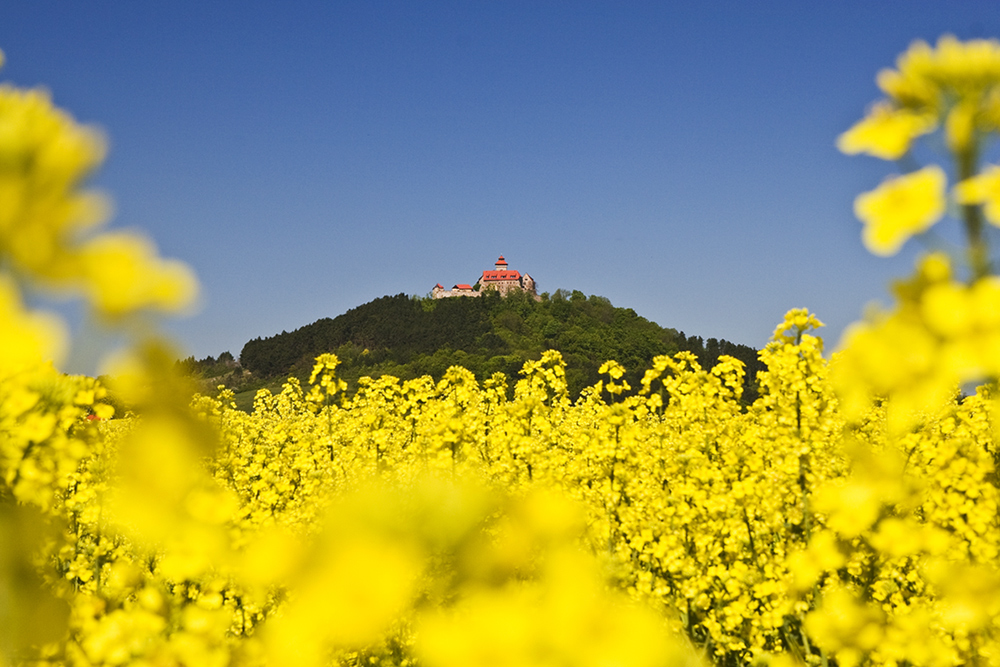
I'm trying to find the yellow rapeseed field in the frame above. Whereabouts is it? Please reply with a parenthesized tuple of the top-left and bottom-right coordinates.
(5, 36, 1000, 667)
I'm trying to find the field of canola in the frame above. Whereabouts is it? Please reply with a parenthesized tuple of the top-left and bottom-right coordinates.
(5, 36, 1000, 667)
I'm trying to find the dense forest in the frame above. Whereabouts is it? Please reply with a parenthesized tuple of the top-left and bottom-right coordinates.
(230, 289, 766, 401)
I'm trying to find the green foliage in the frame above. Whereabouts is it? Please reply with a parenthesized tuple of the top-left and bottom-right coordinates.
(239, 291, 764, 401)
(176, 351, 256, 398)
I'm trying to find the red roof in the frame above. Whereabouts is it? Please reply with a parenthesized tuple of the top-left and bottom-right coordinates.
(481, 270, 521, 281)
(435, 283, 444, 289)
(454, 284, 473, 290)
(495, 255, 508, 265)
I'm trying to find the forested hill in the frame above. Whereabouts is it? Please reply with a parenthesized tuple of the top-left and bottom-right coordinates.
(238, 290, 765, 400)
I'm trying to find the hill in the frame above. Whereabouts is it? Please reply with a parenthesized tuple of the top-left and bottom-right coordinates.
(234, 289, 765, 402)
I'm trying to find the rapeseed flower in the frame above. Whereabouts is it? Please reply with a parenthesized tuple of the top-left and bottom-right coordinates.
(955, 163, 1000, 225)
(853, 166, 946, 256)
(79, 233, 199, 316)
(837, 102, 936, 159)
(0, 276, 66, 373)
(877, 35, 1000, 119)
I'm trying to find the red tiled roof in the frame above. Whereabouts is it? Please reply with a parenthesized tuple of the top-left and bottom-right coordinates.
(495, 255, 508, 265)
(435, 283, 444, 289)
(481, 270, 521, 281)
(454, 284, 473, 290)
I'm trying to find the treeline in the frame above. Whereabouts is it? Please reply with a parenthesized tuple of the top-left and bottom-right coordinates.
(237, 290, 765, 401)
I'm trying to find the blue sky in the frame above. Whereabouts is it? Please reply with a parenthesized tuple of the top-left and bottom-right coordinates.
(4, 2, 1000, 365)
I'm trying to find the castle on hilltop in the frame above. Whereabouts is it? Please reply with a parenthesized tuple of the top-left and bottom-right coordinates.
(432, 255, 539, 300)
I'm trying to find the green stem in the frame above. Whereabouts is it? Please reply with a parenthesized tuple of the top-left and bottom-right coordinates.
(958, 145, 990, 281)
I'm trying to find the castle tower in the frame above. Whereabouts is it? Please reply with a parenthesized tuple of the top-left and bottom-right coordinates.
(494, 255, 508, 270)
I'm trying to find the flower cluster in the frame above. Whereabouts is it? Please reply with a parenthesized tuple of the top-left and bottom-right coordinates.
(837, 35, 1000, 429)
(838, 35, 1000, 264)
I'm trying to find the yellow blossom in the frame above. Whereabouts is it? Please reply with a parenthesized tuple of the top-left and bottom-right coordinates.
(954, 163, 1000, 226)
(945, 100, 977, 150)
(79, 233, 199, 316)
(0, 276, 66, 373)
(877, 35, 1000, 113)
(854, 166, 946, 256)
(837, 102, 936, 159)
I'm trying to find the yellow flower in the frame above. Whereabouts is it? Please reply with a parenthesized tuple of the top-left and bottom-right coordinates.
(78, 232, 199, 316)
(878, 35, 1000, 110)
(0, 84, 110, 286)
(598, 360, 625, 380)
(837, 102, 936, 160)
(945, 100, 977, 151)
(0, 276, 67, 373)
(786, 531, 845, 591)
(770, 308, 824, 344)
(954, 163, 1000, 226)
(805, 585, 885, 666)
(854, 166, 946, 256)
(877, 40, 938, 108)
(920, 281, 973, 338)
(0, 69, 199, 319)
(926, 34, 1000, 87)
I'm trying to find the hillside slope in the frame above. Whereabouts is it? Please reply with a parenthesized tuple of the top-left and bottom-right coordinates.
(238, 289, 765, 400)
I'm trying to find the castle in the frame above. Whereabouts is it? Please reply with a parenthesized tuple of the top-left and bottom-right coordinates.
(432, 255, 539, 300)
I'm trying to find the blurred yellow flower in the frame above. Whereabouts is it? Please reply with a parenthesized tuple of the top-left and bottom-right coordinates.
(945, 100, 977, 150)
(955, 163, 1000, 226)
(79, 233, 199, 316)
(786, 530, 845, 591)
(0, 276, 66, 373)
(920, 281, 973, 338)
(878, 35, 1000, 112)
(805, 585, 886, 667)
(0, 84, 109, 282)
(854, 166, 946, 256)
(0, 69, 198, 319)
(837, 102, 936, 159)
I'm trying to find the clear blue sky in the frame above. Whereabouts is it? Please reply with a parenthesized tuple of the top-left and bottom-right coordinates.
(4, 2, 999, 366)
